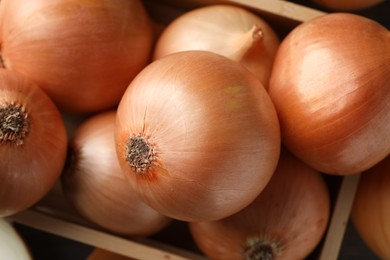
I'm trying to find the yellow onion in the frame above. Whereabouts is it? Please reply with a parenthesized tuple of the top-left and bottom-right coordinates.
(189, 150, 330, 259)
(351, 156, 390, 259)
(62, 111, 172, 236)
(0, 70, 67, 217)
(0, 0, 154, 113)
(268, 13, 390, 175)
(115, 51, 281, 222)
(87, 248, 133, 260)
(153, 4, 280, 87)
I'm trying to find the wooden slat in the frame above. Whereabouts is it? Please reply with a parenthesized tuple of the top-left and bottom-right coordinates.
(319, 174, 361, 260)
(7, 210, 206, 260)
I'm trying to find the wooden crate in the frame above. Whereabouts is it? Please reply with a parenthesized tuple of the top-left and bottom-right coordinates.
(6, 1, 362, 259)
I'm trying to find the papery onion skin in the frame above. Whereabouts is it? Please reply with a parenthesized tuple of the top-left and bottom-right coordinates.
(115, 50, 281, 222)
(268, 13, 390, 175)
(351, 156, 390, 259)
(0, 0, 154, 114)
(313, 0, 384, 11)
(62, 111, 171, 236)
(0, 70, 67, 217)
(153, 4, 280, 87)
(189, 150, 330, 260)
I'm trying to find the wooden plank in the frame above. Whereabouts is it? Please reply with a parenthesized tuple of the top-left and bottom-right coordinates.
(318, 174, 361, 260)
(7, 210, 206, 260)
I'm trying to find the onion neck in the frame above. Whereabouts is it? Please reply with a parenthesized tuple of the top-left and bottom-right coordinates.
(244, 238, 282, 260)
(230, 24, 264, 62)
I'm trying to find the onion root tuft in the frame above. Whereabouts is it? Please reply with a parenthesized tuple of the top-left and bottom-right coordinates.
(126, 134, 155, 173)
(244, 238, 282, 260)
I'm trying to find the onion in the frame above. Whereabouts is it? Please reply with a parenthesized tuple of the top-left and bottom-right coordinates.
(0, 219, 32, 260)
(0, 70, 67, 217)
(153, 4, 280, 87)
(62, 111, 172, 236)
(87, 248, 133, 260)
(115, 50, 281, 222)
(313, 0, 385, 11)
(268, 13, 390, 175)
(351, 156, 390, 259)
(0, 0, 154, 114)
(189, 149, 330, 259)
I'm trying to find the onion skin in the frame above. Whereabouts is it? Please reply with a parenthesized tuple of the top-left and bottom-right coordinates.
(115, 51, 281, 222)
(268, 13, 390, 175)
(0, 70, 67, 217)
(189, 150, 330, 260)
(313, 0, 384, 11)
(62, 111, 172, 236)
(0, 0, 153, 113)
(351, 156, 390, 259)
(87, 248, 134, 260)
(153, 4, 280, 87)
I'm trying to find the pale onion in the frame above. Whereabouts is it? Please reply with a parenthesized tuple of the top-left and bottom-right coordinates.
(0, 219, 32, 260)
(313, 0, 384, 11)
(268, 13, 390, 175)
(62, 111, 172, 236)
(153, 4, 280, 87)
(351, 156, 390, 259)
(0, 70, 67, 217)
(115, 51, 281, 222)
(0, 0, 154, 114)
(189, 149, 330, 260)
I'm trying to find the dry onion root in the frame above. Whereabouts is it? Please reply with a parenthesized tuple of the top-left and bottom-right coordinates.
(115, 50, 281, 222)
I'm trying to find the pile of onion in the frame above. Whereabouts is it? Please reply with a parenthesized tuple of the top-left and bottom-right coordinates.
(351, 156, 390, 259)
(312, 0, 385, 11)
(115, 50, 281, 222)
(0, 70, 67, 217)
(0, 0, 154, 114)
(189, 149, 330, 259)
(153, 4, 280, 87)
(62, 111, 172, 236)
(268, 13, 390, 175)
(0, 219, 31, 260)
